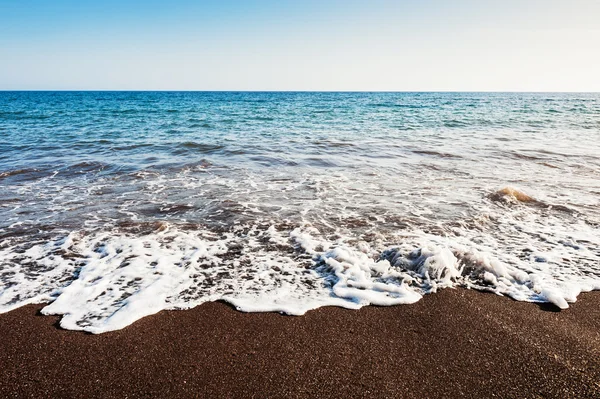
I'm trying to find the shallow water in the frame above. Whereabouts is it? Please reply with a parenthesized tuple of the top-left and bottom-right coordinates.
(1, 92, 599, 333)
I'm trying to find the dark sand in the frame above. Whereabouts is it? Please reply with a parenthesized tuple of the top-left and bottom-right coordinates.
(1, 289, 600, 398)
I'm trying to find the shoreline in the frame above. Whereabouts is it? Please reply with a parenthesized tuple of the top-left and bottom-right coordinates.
(2, 289, 600, 398)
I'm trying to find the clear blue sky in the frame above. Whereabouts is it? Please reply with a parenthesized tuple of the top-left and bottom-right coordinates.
(1, 0, 599, 91)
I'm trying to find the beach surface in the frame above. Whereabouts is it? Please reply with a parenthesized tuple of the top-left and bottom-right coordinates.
(1, 288, 599, 398)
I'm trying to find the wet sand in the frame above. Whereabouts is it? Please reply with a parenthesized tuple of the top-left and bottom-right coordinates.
(1, 289, 599, 398)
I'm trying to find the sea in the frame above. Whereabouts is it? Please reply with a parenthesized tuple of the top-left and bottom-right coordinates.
(1, 91, 599, 333)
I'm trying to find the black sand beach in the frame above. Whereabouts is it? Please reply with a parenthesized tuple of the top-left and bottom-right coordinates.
(1, 289, 599, 398)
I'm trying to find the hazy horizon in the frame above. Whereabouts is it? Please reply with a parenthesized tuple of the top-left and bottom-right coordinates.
(1, 0, 599, 91)
(2, 90, 600, 93)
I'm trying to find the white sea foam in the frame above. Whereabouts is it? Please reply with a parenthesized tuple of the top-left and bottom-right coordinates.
(2, 197, 599, 333)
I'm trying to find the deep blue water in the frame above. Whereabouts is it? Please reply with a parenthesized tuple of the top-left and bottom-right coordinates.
(1, 92, 599, 174)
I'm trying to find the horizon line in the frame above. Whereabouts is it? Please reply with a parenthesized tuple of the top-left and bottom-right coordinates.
(2, 90, 599, 94)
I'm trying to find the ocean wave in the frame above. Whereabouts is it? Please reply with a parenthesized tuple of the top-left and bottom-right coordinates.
(488, 187, 574, 213)
(411, 150, 463, 159)
(61, 161, 112, 174)
(177, 142, 226, 153)
(1, 214, 598, 333)
(1, 185, 598, 333)
(0, 168, 40, 180)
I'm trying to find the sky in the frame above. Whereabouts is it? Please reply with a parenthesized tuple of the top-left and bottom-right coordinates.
(1, 0, 599, 91)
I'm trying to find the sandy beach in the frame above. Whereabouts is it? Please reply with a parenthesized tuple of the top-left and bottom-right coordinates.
(3, 0, 600, 397)
(1, 289, 599, 398)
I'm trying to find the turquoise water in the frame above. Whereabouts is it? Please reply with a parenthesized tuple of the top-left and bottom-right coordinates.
(1, 92, 600, 332)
